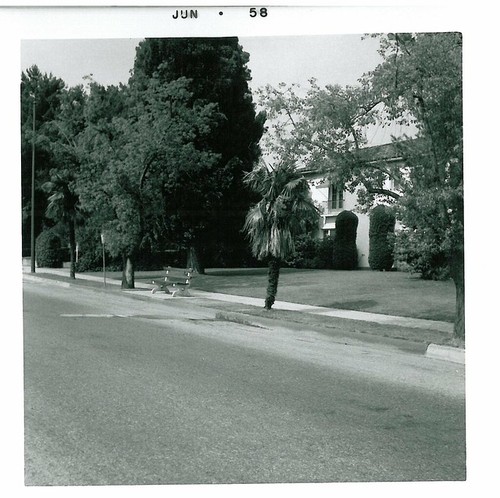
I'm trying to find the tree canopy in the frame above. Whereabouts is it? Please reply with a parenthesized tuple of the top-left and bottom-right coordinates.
(21, 66, 66, 254)
(21, 37, 265, 286)
(370, 33, 464, 337)
(259, 32, 464, 337)
(131, 38, 265, 269)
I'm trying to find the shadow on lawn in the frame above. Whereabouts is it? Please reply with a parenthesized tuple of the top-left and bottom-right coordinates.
(205, 268, 268, 277)
(205, 267, 318, 277)
(326, 299, 379, 310)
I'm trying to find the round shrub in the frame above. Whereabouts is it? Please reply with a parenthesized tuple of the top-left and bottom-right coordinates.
(394, 229, 450, 280)
(332, 210, 358, 270)
(369, 205, 396, 271)
(35, 228, 64, 268)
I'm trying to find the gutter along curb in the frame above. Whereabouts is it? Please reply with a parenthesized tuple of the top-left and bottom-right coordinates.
(23, 268, 465, 364)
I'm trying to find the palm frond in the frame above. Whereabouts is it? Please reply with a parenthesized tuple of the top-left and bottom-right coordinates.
(243, 160, 319, 260)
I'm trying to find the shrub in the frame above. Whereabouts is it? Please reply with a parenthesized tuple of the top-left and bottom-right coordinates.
(332, 210, 358, 270)
(35, 228, 64, 268)
(394, 229, 450, 280)
(369, 205, 396, 271)
(317, 236, 335, 269)
(285, 233, 334, 269)
(286, 233, 318, 268)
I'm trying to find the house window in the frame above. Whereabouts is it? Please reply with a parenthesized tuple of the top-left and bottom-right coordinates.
(390, 177, 402, 192)
(328, 184, 344, 210)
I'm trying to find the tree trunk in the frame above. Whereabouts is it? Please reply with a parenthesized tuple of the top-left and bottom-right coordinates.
(121, 253, 135, 289)
(265, 257, 281, 310)
(187, 245, 205, 274)
(454, 276, 465, 340)
(450, 248, 465, 340)
(68, 218, 76, 279)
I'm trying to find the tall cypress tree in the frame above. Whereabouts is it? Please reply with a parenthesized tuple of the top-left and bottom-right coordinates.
(130, 38, 265, 270)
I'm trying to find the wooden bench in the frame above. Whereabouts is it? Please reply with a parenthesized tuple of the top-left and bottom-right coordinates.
(151, 267, 194, 297)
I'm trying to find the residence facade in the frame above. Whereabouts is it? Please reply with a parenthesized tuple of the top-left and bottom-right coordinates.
(302, 142, 404, 268)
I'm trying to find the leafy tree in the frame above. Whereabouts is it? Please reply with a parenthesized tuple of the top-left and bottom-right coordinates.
(21, 66, 65, 256)
(367, 33, 464, 339)
(40, 85, 88, 278)
(67, 82, 128, 277)
(131, 38, 265, 271)
(77, 78, 220, 288)
(259, 33, 464, 339)
(243, 161, 319, 309)
(258, 80, 395, 203)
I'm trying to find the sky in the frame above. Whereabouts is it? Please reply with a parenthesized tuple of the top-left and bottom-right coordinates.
(21, 34, 383, 90)
(21, 34, 405, 145)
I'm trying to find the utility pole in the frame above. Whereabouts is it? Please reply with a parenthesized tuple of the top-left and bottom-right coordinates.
(30, 92, 36, 273)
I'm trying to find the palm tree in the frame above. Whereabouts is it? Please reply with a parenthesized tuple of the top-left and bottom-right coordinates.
(43, 171, 81, 279)
(243, 160, 319, 309)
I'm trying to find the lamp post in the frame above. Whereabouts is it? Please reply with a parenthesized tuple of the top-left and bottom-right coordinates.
(100, 232, 106, 288)
(30, 91, 36, 273)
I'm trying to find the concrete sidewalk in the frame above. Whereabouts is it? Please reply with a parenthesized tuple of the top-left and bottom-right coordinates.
(22, 266, 464, 364)
(24, 266, 453, 333)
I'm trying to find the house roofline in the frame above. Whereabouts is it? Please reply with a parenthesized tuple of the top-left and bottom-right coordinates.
(297, 140, 411, 177)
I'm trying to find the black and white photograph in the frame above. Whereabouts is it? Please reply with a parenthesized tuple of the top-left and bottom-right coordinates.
(1, 1, 497, 496)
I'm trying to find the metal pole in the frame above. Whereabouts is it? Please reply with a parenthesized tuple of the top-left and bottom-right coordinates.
(101, 234, 106, 288)
(30, 93, 36, 273)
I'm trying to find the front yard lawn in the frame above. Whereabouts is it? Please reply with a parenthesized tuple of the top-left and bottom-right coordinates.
(175, 268, 455, 322)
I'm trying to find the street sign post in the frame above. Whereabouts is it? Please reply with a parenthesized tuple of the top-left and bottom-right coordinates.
(100, 233, 106, 288)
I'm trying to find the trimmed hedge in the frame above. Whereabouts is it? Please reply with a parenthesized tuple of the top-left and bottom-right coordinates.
(332, 210, 358, 270)
(35, 228, 64, 268)
(369, 205, 396, 271)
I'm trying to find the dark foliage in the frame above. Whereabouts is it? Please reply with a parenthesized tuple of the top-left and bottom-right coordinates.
(286, 234, 334, 269)
(131, 38, 265, 268)
(368, 205, 396, 271)
(21, 66, 66, 256)
(332, 210, 359, 270)
(35, 228, 64, 268)
(394, 230, 451, 280)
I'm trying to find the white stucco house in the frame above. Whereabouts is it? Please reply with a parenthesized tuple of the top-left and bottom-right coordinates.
(307, 176, 371, 267)
(300, 142, 404, 268)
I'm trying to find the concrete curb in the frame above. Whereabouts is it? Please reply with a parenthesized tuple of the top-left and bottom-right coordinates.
(23, 273, 71, 288)
(24, 266, 465, 365)
(425, 344, 465, 364)
(23, 268, 153, 290)
(186, 290, 454, 334)
(214, 311, 266, 328)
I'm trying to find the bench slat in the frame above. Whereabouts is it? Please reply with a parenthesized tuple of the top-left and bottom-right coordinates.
(151, 267, 194, 296)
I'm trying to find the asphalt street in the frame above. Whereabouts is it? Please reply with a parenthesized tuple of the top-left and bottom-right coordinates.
(23, 280, 466, 485)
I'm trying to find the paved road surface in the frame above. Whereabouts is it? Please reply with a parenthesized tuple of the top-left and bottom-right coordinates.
(23, 281, 466, 485)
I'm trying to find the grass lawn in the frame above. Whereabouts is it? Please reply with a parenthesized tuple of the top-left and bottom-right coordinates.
(136, 267, 456, 323)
